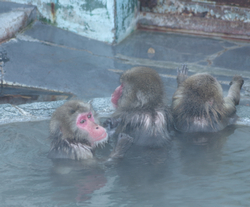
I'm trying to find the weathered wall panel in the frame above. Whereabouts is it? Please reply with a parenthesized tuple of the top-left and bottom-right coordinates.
(115, 0, 138, 43)
(139, 0, 250, 39)
(4, 0, 138, 44)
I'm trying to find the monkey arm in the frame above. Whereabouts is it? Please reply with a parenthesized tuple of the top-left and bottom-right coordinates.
(226, 76, 244, 106)
(177, 65, 189, 87)
(106, 133, 133, 164)
(222, 76, 244, 124)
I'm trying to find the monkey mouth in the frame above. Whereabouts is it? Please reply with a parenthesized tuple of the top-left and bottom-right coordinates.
(92, 132, 108, 148)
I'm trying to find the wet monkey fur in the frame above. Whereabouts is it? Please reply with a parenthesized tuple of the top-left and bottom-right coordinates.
(171, 65, 244, 133)
(106, 67, 173, 148)
(48, 100, 109, 160)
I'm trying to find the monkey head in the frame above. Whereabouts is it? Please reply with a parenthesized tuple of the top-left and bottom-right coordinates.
(181, 73, 224, 107)
(48, 100, 108, 160)
(111, 67, 165, 110)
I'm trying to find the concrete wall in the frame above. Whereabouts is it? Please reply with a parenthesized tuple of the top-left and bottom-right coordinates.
(115, 0, 138, 43)
(4, 0, 138, 44)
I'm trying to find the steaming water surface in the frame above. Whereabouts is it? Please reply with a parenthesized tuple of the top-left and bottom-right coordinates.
(0, 121, 250, 206)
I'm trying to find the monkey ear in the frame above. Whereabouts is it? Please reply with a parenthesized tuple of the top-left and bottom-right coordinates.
(69, 105, 79, 114)
(69, 109, 76, 114)
(49, 124, 63, 139)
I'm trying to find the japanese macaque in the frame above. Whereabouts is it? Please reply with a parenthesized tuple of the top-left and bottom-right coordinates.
(48, 100, 133, 161)
(105, 67, 172, 148)
(171, 65, 244, 133)
(48, 100, 108, 160)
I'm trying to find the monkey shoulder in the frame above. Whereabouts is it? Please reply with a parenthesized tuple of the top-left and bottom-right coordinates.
(112, 112, 172, 148)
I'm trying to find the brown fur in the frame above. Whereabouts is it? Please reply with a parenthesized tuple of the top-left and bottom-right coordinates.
(172, 65, 244, 132)
(111, 67, 172, 147)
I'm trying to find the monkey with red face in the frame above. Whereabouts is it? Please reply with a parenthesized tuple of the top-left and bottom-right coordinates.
(106, 67, 173, 151)
(172, 65, 244, 133)
(48, 100, 132, 161)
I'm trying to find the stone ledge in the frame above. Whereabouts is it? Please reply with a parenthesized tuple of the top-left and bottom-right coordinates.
(0, 97, 114, 125)
(0, 3, 37, 43)
(1, 97, 249, 126)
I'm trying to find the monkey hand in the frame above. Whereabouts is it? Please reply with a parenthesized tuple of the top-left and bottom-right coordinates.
(102, 117, 121, 130)
(111, 133, 133, 158)
(177, 65, 189, 85)
(230, 76, 244, 89)
(105, 133, 133, 166)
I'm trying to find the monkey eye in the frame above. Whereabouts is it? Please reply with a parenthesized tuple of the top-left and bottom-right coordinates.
(80, 119, 85, 124)
(87, 114, 91, 119)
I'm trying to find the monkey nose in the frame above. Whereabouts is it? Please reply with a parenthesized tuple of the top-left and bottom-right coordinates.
(96, 126, 99, 129)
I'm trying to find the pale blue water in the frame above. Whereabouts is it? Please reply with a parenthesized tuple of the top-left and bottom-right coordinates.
(0, 121, 250, 207)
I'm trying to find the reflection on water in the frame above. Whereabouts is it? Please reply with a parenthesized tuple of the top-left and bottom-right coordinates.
(0, 121, 250, 206)
(176, 126, 237, 176)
